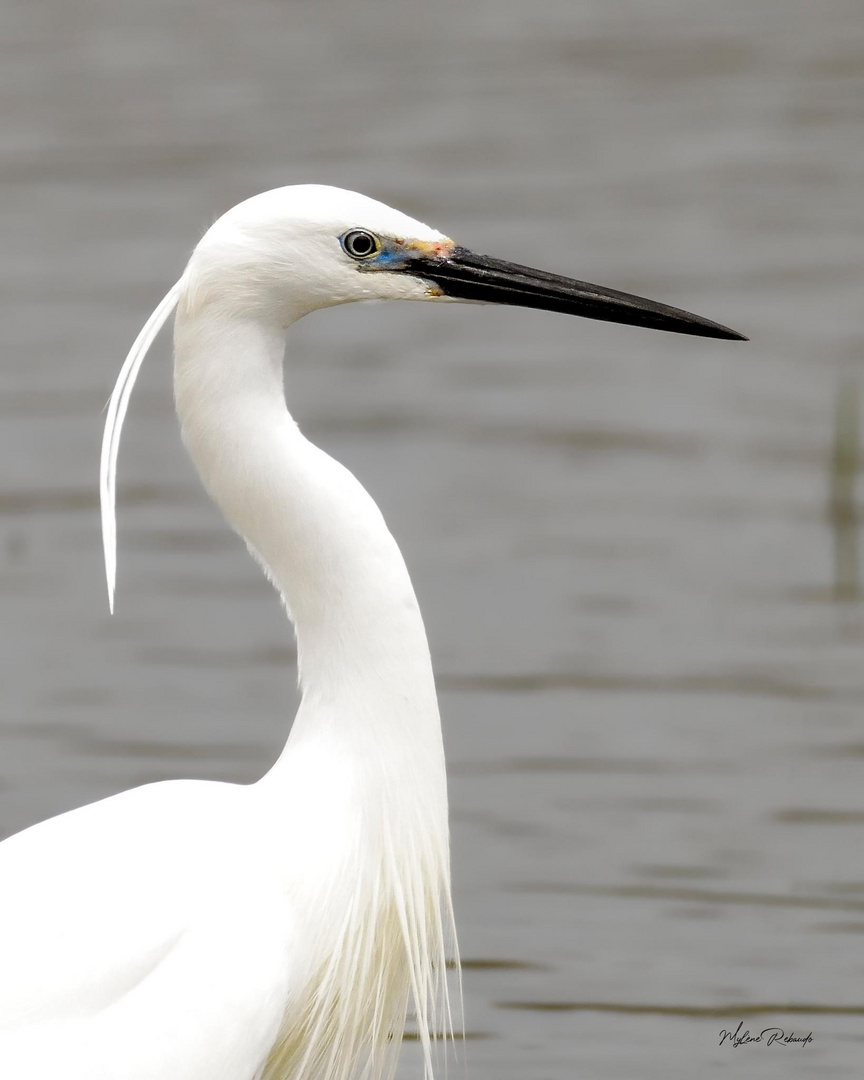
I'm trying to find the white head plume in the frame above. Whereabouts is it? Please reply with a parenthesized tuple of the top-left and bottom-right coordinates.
(99, 280, 183, 612)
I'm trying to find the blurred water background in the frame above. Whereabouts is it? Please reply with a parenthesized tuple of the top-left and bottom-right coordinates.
(2, 0, 864, 1076)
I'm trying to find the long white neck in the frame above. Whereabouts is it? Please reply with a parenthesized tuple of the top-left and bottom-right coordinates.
(173, 300, 445, 779)
(172, 286, 455, 1080)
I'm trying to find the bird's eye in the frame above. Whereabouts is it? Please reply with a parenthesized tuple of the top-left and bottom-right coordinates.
(341, 229, 381, 260)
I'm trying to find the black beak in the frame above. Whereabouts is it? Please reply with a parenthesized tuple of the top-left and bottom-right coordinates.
(411, 247, 747, 341)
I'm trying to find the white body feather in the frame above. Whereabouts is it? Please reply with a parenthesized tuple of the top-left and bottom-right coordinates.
(0, 187, 458, 1080)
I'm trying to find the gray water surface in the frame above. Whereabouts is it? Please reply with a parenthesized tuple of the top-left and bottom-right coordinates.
(2, 1, 864, 1076)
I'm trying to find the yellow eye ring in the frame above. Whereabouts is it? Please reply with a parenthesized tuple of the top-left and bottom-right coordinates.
(341, 229, 381, 260)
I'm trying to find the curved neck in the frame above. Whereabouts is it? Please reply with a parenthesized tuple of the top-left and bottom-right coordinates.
(173, 305, 443, 768)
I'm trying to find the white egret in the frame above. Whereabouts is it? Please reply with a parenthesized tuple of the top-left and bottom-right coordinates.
(0, 185, 745, 1080)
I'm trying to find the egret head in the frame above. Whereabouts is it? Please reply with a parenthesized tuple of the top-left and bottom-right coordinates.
(183, 184, 746, 340)
(102, 185, 745, 610)
(183, 186, 456, 323)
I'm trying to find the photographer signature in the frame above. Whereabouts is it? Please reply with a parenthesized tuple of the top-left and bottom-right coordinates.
(719, 1021, 813, 1048)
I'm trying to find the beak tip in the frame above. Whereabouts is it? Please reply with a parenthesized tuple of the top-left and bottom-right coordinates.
(708, 327, 748, 342)
(685, 317, 748, 342)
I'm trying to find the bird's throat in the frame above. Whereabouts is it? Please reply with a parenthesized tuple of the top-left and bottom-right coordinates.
(173, 306, 445, 767)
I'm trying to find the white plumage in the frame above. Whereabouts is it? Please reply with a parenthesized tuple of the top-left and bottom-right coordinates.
(2, 188, 456, 1080)
(0, 184, 743, 1079)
